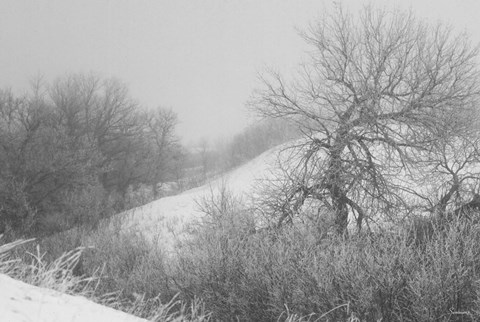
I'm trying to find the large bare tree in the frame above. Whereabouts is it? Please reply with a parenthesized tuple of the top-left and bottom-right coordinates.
(251, 6, 480, 234)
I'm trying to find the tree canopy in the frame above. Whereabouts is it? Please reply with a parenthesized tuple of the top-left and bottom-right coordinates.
(252, 6, 480, 233)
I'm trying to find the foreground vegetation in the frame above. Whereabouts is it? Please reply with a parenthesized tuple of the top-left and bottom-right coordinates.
(0, 236, 211, 321)
(2, 190, 478, 322)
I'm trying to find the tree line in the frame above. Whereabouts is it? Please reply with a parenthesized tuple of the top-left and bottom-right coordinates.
(0, 74, 181, 238)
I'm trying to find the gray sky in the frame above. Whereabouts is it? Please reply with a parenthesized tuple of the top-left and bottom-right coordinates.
(1, 0, 480, 144)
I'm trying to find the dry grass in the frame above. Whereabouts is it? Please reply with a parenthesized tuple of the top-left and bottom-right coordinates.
(7, 188, 480, 321)
(0, 234, 211, 321)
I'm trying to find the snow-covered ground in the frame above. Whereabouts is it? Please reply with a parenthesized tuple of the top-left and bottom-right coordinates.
(117, 142, 288, 253)
(0, 274, 146, 322)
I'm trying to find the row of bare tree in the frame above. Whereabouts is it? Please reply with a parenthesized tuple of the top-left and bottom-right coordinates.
(0, 74, 181, 237)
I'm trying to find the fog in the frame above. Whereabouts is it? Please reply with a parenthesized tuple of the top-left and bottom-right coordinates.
(1, 0, 479, 144)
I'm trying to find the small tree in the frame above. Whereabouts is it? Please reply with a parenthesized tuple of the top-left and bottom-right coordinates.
(144, 107, 180, 198)
(49, 74, 147, 208)
(251, 6, 480, 234)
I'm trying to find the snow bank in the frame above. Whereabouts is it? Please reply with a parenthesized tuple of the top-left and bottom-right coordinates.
(0, 274, 146, 322)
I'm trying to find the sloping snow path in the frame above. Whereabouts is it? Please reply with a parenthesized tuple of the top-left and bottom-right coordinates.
(0, 274, 146, 322)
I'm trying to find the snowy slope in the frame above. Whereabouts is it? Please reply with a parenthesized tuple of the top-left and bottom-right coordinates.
(117, 142, 288, 253)
(0, 274, 146, 322)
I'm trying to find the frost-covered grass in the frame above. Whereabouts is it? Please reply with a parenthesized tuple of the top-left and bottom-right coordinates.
(170, 201, 480, 321)
(28, 186, 480, 321)
(0, 235, 211, 321)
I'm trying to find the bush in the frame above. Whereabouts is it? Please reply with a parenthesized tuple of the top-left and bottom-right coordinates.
(171, 193, 480, 321)
(0, 236, 211, 321)
(37, 219, 174, 301)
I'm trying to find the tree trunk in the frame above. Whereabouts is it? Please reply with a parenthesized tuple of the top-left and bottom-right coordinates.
(331, 186, 349, 235)
(327, 137, 349, 235)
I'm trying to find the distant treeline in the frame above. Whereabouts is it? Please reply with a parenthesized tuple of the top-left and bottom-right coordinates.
(191, 119, 300, 181)
(222, 118, 299, 169)
(0, 74, 182, 238)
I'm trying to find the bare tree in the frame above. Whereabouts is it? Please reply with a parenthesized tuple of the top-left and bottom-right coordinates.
(144, 107, 179, 198)
(49, 75, 145, 200)
(251, 6, 480, 234)
(0, 79, 103, 236)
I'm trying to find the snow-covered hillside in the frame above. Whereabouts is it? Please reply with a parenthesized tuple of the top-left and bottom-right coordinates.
(0, 274, 146, 322)
(117, 142, 288, 253)
(115, 136, 480, 254)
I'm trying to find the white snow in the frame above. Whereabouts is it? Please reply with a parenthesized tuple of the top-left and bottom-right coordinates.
(0, 274, 146, 322)
(116, 142, 289, 253)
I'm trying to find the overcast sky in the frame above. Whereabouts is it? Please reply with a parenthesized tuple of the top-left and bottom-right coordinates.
(1, 0, 480, 145)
